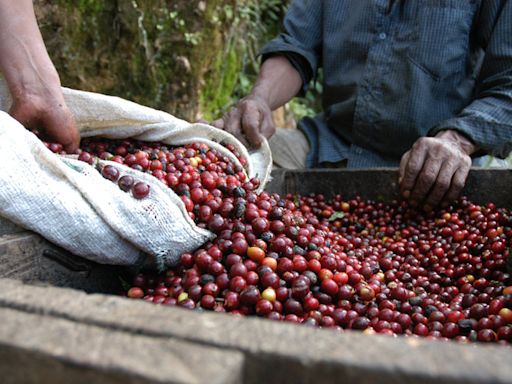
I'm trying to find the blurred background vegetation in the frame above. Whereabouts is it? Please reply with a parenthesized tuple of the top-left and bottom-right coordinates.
(34, 0, 320, 125)
(33, 0, 507, 166)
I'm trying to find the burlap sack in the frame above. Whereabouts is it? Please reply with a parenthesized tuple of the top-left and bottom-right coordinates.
(0, 79, 272, 268)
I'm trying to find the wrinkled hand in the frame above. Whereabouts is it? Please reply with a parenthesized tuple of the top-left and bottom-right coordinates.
(10, 92, 79, 153)
(212, 95, 275, 148)
(399, 130, 475, 210)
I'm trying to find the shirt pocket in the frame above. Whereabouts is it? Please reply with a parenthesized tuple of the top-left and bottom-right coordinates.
(407, 0, 475, 81)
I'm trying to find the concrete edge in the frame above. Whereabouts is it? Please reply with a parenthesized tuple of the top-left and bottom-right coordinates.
(0, 278, 510, 384)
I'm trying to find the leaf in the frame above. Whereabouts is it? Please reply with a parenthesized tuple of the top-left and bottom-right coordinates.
(329, 211, 345, 221)
(61, 158, 84, 173)
(65, 162, 83, 173)
(118, 276, 132, 292)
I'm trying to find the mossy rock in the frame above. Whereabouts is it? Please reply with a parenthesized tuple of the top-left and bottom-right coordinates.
(34, 0, 250, 122)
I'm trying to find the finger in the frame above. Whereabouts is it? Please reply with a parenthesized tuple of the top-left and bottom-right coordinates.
(443, 163, 470, 203)
(400, 143, 428, 200)
(241, 105, 263, 147)
(196, 118, 210, 125)
(211, 118, 224, 129)
(260, 112, 276, 139)
(61, 120, 80, 154)
(423, 161, 457, 210)
(42, 110, 80, 153)
(222, 109, 251, 147)
(223, 108, 242, 137)
(399, 150, 410, 193)
(409, 156, 442, 205)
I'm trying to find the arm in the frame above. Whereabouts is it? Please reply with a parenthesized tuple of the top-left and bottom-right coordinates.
(213, 0, 321, 148)
(213, 55, 302, 147)
(400, 1, 512, 209)
(250, 56, 303, 112)
(0, 0, 79, 152)
(399, 130, 475, 210)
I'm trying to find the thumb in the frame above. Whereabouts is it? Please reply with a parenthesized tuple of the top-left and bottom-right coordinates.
(398, 151, 410, 187)
(211, 118, 225, 129)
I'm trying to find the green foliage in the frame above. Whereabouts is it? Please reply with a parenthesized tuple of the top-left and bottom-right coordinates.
(328, 211, 345, 221)
(35, 0, 305, 122)
(207, 0, 323, 123)
(192, 0, 324, 123)
(78, 0, 105, 13)
(200, 0, 288, 119)
(200, 44, 240, 121)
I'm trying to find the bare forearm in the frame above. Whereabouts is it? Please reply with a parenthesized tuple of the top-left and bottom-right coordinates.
(250, 55, 303, 110)
(0, 1, 79, 152)
(0, 0, 61, 100)
(212, 55, 303, 147)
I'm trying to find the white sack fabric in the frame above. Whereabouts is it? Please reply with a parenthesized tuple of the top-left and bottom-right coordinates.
(0, 79, 272, 267)
(0, 80, 272, 185)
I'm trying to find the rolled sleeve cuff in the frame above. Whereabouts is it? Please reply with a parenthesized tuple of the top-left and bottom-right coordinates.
(429, 117, 512, 159)
(259, 37, 317, 89)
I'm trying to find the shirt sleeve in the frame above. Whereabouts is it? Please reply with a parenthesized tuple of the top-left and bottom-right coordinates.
(428, 1, 512, 159)
(258, 0, 322, 90)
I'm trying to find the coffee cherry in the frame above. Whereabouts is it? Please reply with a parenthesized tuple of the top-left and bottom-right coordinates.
(247, 246, 265, 263)
(261, 272, 280, 289)
(78, 151, 95, 165)
(132, 182, 150, 199)
(208, 214, 225, 232)
(240, 286, 260, 306)
(231, 238, 248, 255)
(72, 139, 511, 344)
(261, 287, 276, 302)
(252, 217, 270, 234)
(321, 279, 339, 296)
(498, 308, 512, 323)
(477, 329, 497, 342)
(224, 291, 240, 311)
(127, 287, 144, 299)
(285, 298, 304, 316)
(256, 299, 273, 316)
(118, 175, 135, 192)
(101, 165, 120, 182)
(262, 257, 278, 271)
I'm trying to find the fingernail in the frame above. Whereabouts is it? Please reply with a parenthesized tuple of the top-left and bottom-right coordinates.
(402, 190, 410, 199)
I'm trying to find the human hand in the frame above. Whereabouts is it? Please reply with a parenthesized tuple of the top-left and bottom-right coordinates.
(10, 90, 79, 153)
(212, 94, 275, 148)
(0, 0, 79, 153)
(399, 130, 476, 210)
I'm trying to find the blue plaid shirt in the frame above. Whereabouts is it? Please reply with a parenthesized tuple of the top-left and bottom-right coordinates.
(260, 0, 512, 168)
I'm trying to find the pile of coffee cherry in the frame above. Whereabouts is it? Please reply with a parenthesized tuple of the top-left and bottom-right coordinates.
(46, 139, 512, 344)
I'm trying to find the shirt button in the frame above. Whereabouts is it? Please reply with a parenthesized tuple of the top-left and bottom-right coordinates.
(378, 32, 387, 40)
